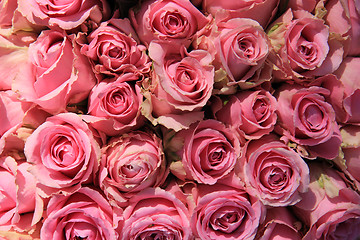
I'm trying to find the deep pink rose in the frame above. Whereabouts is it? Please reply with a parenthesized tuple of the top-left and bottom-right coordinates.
(24, 113, 101, 197)
(17, 0, 110, 30)
(239, 134, 309, 206)
(255, 207, 303, 239)
(99, 130, 168, 207)
(142, 42, 214, 131)
(275, 84, 342, 159)
(121, 187, 191, 240)
(84, 74, 144, 136)
(293, 162, 360, 240)
(190, 179, 265, 240)
(80, 17, 151, 81)
(268, 9, 344, 83)
(40, 187, 122, 240)
(129, 0, 211, 47)
(202, 0, 279, 28)
(167, 119, 241, 185)
(0, 155, 43, 233)
(212, 90, 277, 140)
(13, 30, 96, 114)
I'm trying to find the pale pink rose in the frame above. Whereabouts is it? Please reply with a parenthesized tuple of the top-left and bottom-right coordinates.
(255, 207, 303, 239)
(129, 0, 211, 47)
(190, 179, 265, 240)
(202, 0, 279, 28)
(84, 74, 144, 136)
(293, 162, 360, 240)
(99, 130, 168, 207)
(80, 17, 151, 81)
(275, 84, 342, 159)
(167, 119, 241, 185)
(0, 155, 43, 233)
(12, 30, 96, 114)
(24, 113, 101, 197)
(268, 9, 344, 83)
(239, 134, 309, 207)
(0, 0, 17, 28)
(197, 18, 272, 92)
(333, 57, 360, 124)
(17, 0, 111, 30)
(212, 90, 277, 140)
(142, 42, 214, 131)
(121, 187, 191, 240)
(40, 187, 123, 240)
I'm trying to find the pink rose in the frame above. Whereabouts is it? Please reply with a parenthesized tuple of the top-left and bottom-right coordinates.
(212, 90, 277, 140)
(17, 0, 110, 30)
(239, 134, 309, 206)
(129, 0, 211, 47)
(167, 119, 241, 185)
(121, 187, 191, 240)
(202, 0, 279, 28)
(84, 74, 144, 136)
(0, 0, 17, 29)
(142, 42, 214, 131)
(255, 207, 303, 239)
(24, 113, 101, 197)
(80, 17, 151, 81)
(99, 130, 168, 207)
(0, 155, 43, 233)
(293, 162, 360, 240)
(40, 187, 122, 240)
(13, 30, 96, 114)
(190, 179, 265, 240)
(268, 9, 344, 83)
(275, 84, 342, 159)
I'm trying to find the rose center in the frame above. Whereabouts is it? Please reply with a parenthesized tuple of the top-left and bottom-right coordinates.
(304, 104, 323, 129)
(162, 11, 186, 35)
(268, 168, 287, 186)
(298, 42, 317, 63)
(253, 99, 268, 122)
(237, 37, 255, 58)
(210, 206, 244, 233)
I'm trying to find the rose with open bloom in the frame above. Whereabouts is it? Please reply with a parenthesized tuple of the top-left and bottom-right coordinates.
(293, 162, 360, 240)
(167, 119, 241, 185)
(211, 90, 277, 140)
(80, 17, 151, 81)
(275, 83, 342, 159)
(17, 0, 111, 30)
(99, 130, 168, 207)
(129, 0, 211, 47)
(121, 187, 191, 240)
(13, 29, 96, 114)
(84, 74, 144, 136)
(40, 187, 123, 240)
(24, 113, 101, 197)
(142, 41, 214, 131)
(239, 134, 309, 206)
(267, 9, 344, 83)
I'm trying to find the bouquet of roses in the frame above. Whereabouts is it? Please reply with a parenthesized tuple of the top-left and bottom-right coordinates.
(0, 0, 359, 239)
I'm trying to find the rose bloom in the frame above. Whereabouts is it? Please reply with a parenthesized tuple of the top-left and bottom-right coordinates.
(239, 134, 309, 207)
(202, 0, 279, 28)
(80, 17, 151, 81)
(211, 90, 277, 140)
(142, 41, 214, 131)
(268, 9, 344, 83)
(24, 113, 101, 197)
(190, 178, 265, 240)
(0, 155, 43, 233)
(129, 0, 211, 47)
(255, 207, 303, 239)
(293, 162, 360, 240)
(12, 29, 96, 114)
(40, 187, 123, 240)
(121, 187, 192, 240)
(167, 119, 241, 185)
(84, 74, 144, 137)
(99, 130, 168, 207)
(275, 83, 342, 159)
(17, 0, 110, 30)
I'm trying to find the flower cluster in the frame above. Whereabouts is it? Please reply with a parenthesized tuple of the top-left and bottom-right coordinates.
(0, 0, 359, 239)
